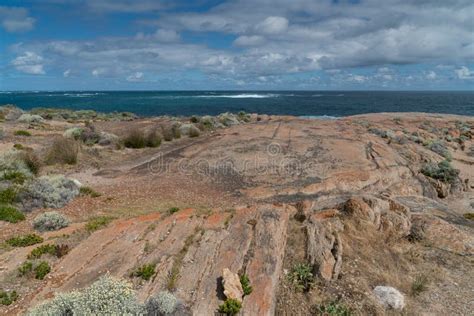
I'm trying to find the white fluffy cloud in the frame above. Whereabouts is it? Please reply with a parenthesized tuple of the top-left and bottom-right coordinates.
(455, 66, 474, 80)
(11, 52, 45, 74)
(0, 6, 35, 32)
(256, 16, 288, 34)
(126, 72, 144, 82)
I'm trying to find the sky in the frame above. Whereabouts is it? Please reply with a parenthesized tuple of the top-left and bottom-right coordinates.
(0, 0, 473, 90)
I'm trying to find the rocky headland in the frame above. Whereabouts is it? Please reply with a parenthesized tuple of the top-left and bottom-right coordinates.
(0, 105, 473, 315)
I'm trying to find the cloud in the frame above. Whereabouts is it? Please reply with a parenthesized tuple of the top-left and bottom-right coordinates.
(86, 0, 165, 12)
(0, 6, 35, 32)
(426, 71, 437, 80)
(154, 29, 180, 42)
(256, 16, 288, 34)
(63, 69, 71, 77)
(455, 66, 474, 80)
(11, 52, 45, 74)
(126, 72, 144, 82)
(234, 35, 264, 47)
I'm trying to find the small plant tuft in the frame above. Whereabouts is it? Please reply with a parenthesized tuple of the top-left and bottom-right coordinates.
(240, 274, 253, 296)
(85, 216, 113, 232)
(411, 274, 429, 297)
(14, 130, 32, 136)
(34, 261, 51, 280)
(0, 290, 18, 306)
(0, 187, 17, 204)
(421, 159, 459, 184)
(288, 263, 314, 292)
(28, 244, 57, 259)
(218, 298, 242, 315)
(0, 205, 25, 223)
(79, 186, 101, 198)
(132, 263, 156, 281)
(168, 207, 180, 214)
(18, 261, 33, 276)
(123, 129, 146, 149)
(145, 291, 178, 315)
(6, 234, 43, 247)
(463, 213, 474, 220)
(45, 137, 78, 165)
(314, 301, 352, 316)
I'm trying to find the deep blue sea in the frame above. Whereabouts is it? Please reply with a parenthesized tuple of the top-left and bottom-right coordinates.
(0, 91, 473, 117)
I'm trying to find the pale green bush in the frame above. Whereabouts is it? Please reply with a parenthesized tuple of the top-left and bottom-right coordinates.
(17, 114, 44, 124)
(146, 291, 178, 315)
(20, 175, 80, 210)
(63, 127, 84, 140)
(33, 211, 70, 231)
(28, 275, 145, 315)
(0, 149, 34, 181)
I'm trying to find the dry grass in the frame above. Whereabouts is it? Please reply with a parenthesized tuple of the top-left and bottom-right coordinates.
(45, 137, 79, 165)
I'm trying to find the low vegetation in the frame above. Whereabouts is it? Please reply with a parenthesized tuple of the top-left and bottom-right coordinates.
(0, 205, 25, 223)
(288, 263, 314, 292)
(27, 244, 69, 260)
(168, 207, 180, 214)
(463, 213, 474, 220)
(314, 301, 352, 316)
(34, 261, 51, 280)
(33, 211, 70, 231)
(132, 263, 156, 281)
(421, 160, 459, 184)
(218, 298, 242, 315)
(45, 137, 78, 165)
(23, 175, 80, 209)
(6, 234, 43, 247)
(85, 216, 113, 232)
(145, 291, 178, 315)
(79, 186, 101, 198)
(0, 290, 18, 306)
(14, 130, 32, 136)
(411, 274, 429, 297)
(122, 128, 161, 148)
(240, 274, 253, 296)
(27, 276, 144, 315)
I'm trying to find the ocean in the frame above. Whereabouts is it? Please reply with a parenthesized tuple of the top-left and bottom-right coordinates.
(0, 91, 473, 118)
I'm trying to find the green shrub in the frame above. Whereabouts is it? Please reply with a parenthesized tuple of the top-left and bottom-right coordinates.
(145, 129, 162, 148)
(132, 263, 156, 281)
(168, 207, 180, 214)
(240, 274, 253, 296)
(289, 263, 314, 292)
(6, 234, 43, 247)
(18, 261, 33, 276)
(86, 216, 113, 232)
(13, 143, 25, 150)
(33, 212, 70, 231)
(14, 130, 32, 136)
(218, 298, 242, 315)
(315, 301, 352, 316)
(28, 244, 56, 259)
(190, 116, 199, 123)
(421, 160, 459, 184)
(45, 137, 78, 165)
(1, 170, 27, 184)
(146, 291, 178, 315)
(0, 205, 25, 223)
(411, 274, 429, 296)
(0, 187, 17, 204)
(0, 290, 18, 306)
(34, 261, 51, 280)
(27, 275, 144, 315)
(123, 129, 146, 149)
(79, 186, 101, 198)
(464, 213, 474, 220)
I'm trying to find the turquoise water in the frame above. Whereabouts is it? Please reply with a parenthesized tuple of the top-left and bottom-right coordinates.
(0, 91, 473, 117)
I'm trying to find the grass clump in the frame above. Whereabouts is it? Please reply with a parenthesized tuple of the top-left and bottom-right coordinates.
(145, 129, 162, 148)
(288, 263, 314, 292)
(132, 263, 156, 281)
(314, 301, 352, 316)
(166, 231, 197, 291)
(18, 261, 33, 276)
(79, 186, 101, 198)
(6, 234, 43, 247)
(421, 160, 459, 184)
(0, 290, 18, 306)
(27, 244, 56, 259)
(19, 150, 41, 175)
(218, 298, 242, 315)
(240, 274, 253, 296)
(123, 129, 146, 148)
(45, 137, 78, 165)
(161, 124, 181, 142)
(0, 187, 17, 204)
(14, 130, 32, 136)
(34, 261, 51, 280)
(0, 205, 25, 223)
(85, 216, 113, 232)
(463, 213, 474, 220)
(33, 211, 69, 231)
(168, 207, 180, 215)
(1, 170, 27, 184)
(411, 274, 429, 297)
